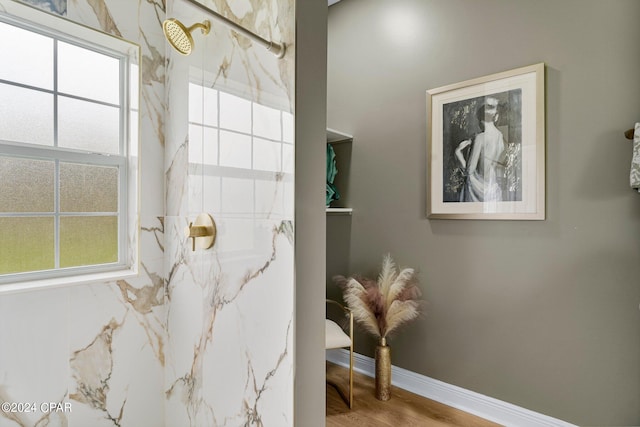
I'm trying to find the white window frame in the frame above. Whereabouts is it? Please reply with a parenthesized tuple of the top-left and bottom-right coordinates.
(0, 1, 140, 292)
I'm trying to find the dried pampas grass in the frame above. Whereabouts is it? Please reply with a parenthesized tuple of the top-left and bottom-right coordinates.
(334, 254, 423, 341)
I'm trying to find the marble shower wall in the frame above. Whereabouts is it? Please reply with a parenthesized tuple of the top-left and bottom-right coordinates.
(163, 0, 295, 426)
(0, 0, 166, 426)
(0, 0, 293, 425)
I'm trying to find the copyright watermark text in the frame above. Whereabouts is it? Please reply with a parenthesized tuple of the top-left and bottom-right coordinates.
(1, 402, 72, 414)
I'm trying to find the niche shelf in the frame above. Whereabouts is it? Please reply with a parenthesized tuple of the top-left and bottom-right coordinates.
(326, 128, 353, 215)
(326, 207, 353, 215)
(326, 128, 353, 144)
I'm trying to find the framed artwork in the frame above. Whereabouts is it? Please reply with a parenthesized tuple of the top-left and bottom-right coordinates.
(426, 63, 545, 220)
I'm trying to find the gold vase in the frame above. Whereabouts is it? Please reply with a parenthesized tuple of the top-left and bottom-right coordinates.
(375, 337, 391, 401)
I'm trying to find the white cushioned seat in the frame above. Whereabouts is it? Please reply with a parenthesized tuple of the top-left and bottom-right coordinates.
(325, 319, 351, 349)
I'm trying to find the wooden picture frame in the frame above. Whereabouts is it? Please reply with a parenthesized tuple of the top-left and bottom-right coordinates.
(427, 63, 545, 220)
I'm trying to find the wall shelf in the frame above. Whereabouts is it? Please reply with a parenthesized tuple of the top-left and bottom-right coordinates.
(326, 128, 353, 144)
(326, 128, 353, 214)
(326, 207, 353, 215)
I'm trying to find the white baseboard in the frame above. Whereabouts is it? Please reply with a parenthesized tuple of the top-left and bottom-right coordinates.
(326, 349, 576, 427)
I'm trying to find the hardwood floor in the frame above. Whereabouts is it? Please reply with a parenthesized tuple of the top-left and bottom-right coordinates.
(326, 362, 502, 427)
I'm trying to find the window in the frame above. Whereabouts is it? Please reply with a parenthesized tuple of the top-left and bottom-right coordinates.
(0, 2, 139, 285)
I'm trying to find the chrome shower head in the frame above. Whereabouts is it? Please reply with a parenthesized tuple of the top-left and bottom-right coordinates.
(162, 18, 210, 55)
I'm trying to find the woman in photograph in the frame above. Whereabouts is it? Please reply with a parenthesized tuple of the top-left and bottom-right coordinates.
(456, 96, 506, 202)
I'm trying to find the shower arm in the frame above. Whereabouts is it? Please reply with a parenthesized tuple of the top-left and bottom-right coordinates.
(183, 0, 286, 58)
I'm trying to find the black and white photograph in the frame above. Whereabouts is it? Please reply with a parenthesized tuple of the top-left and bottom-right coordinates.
(427, 63, 545, 220)
(442, 90, 522, 204)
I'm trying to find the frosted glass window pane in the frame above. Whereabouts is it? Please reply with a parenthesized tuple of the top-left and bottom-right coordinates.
(58, 96, 120, 154)
(0, 156, 54, 212)
(219, 92, 251, 133)
(282, 112, 293, 143)
(219, 130, 251, 169)
(0, 217, 54, 274)
(60, 216, 118, 268)
(0, 83, 54, 146)
(58, 41, 120, 104)
(253, 103, 281, 140)
(189, 83, 218, 126)
(60, 163, 118, 212)
(0, 22, 53, 90)
(253, 138, 281, 172)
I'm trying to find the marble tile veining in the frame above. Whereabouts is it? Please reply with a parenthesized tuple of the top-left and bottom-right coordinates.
(1, 0, 166, 426)
(165, 217, 294, 426)
(165, 0, 295, 415)
(0, 0, 295, 425)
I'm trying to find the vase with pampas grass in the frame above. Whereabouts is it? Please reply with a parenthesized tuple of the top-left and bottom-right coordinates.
(334, 254, 423, 401)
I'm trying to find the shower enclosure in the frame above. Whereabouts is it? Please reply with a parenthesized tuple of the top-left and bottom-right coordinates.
(0, 0, 297, 425)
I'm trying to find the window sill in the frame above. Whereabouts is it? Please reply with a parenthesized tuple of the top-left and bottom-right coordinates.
(0, 268, 138, 295)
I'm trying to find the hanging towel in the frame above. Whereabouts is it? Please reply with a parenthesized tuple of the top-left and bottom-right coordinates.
(631, 123, 640, 193)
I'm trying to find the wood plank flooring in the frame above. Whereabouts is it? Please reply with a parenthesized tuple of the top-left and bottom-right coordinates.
(326, 362, 502, 427)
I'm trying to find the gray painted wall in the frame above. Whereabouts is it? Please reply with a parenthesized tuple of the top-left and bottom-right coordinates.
(295, 0, 327, 425)
(326, 0, 640, 425)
